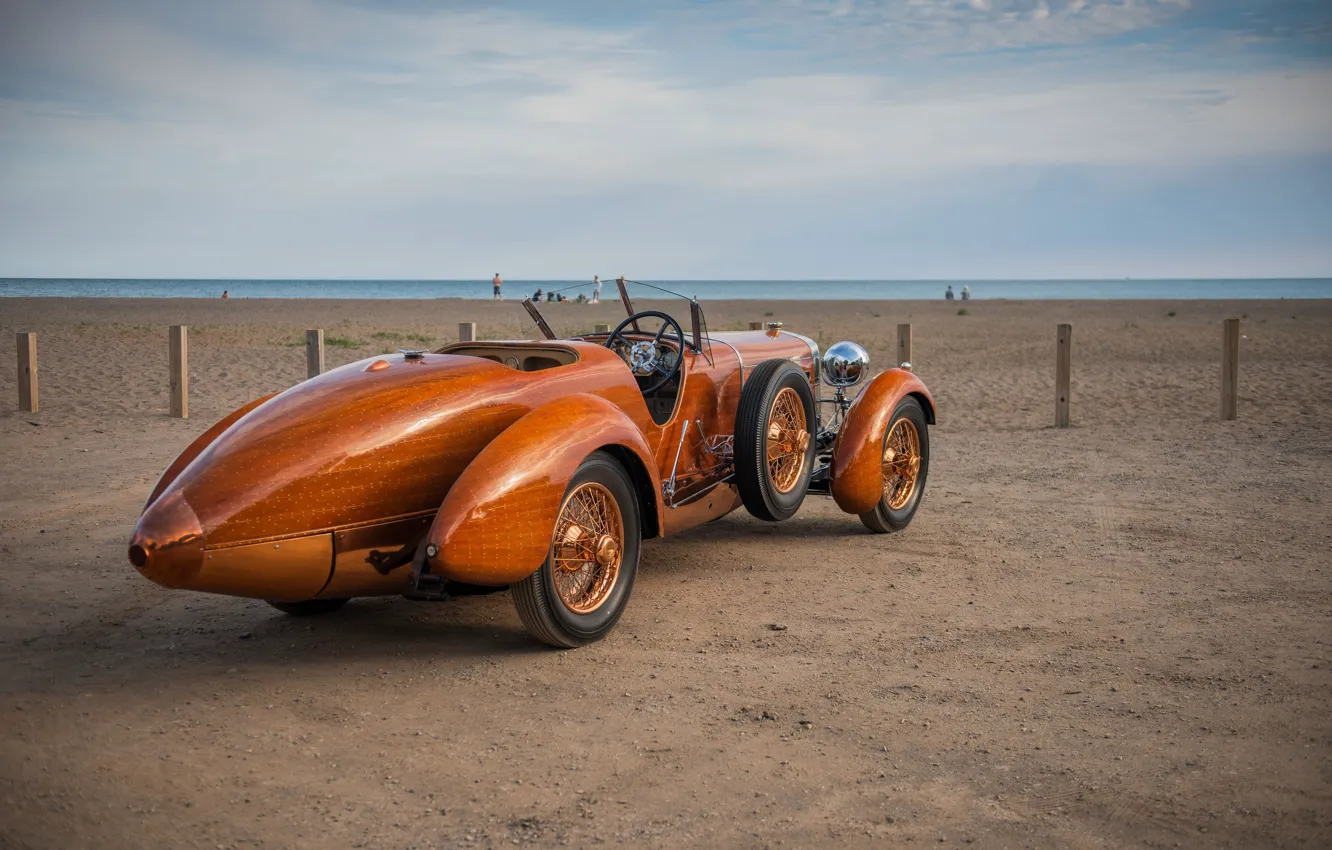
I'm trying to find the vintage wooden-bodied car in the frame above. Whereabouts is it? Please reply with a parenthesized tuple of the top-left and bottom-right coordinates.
(128, 282, 934, 647)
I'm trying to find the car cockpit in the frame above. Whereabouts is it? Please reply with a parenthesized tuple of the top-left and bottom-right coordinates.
(521, 279, 708, 426)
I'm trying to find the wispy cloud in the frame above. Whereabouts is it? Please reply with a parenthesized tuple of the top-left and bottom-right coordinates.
(0, 0, 1328, 277)
(665, 0, 1194, 54)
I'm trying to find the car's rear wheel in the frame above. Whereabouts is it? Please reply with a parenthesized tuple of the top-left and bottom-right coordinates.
(859, 397, 930, 533)
(734, 359, 816, 521)
(510, 451, 641, 648)
(266, 598, 349, 616)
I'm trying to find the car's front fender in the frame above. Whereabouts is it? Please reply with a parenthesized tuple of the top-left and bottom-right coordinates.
(830, 369, 936, 515)
(425, 394, 662, 586)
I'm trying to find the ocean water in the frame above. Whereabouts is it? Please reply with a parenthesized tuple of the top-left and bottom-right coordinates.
(1, 278, 1329, 300)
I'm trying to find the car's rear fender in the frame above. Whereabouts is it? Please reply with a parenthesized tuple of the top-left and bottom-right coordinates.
(830, 369, 936, 515)
(425, 394, 663, 586)
(142, 392, 279, 512)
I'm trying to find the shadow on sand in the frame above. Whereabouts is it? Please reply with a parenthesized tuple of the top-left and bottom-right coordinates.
(658, 510, 871, 543)
(12, 510, 879, 697)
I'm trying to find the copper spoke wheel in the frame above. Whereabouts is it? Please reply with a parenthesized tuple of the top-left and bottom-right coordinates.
(881, 417, 921, 510)
(512, 451, 641, 648)
(550, 482, 624, 614)
(858, 397, 930, 534)
(766, 387, 809, 494)
(735, 359, 815, 522)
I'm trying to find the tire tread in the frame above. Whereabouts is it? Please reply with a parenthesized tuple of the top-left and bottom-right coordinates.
(509, 451, 639, 649)
(734, 360, 815, 521)
(857, 397, 929, 534)
(512, 575, 579, 648)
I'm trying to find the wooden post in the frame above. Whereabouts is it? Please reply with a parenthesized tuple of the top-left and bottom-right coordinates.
(749, 321, 764, 330)
(458, 322, 476, 343)
(1055, 323, 1071, 428)
(169, 325, 188, 419)
(16, 333, 37, 413)
(896, 323, 912, 366)
(305, 329, 324, 379)
(1221, 318, 1239, 421)
(593, 323, 609, 334)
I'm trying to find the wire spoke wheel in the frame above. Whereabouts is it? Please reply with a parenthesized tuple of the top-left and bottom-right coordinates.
(881, 417, 921, 510)
(766, 387, 809, 494)
(735, 359, 816, 522)
(550, 482, 624, 614)
(511, 451, 641, 648)
(858, 397, 930, 534)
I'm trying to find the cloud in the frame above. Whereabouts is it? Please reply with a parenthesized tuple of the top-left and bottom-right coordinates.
(650, 0, 1197, 57)
(0, 0, 1328, 277)
(3, 4, 1327, 200)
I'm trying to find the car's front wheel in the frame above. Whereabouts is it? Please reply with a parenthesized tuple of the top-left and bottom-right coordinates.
(859, 396, 930, 533)
(510, 451, 641, 648)
(734, 359, 816, 521)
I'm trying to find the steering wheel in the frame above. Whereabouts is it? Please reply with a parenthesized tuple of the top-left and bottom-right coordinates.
(605, 310, 685, 394)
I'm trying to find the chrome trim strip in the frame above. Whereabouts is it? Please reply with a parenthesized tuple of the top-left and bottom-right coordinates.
(668, 473, 735, 508)
(707, 337, 747, 387)
(781, 330, 821, 385)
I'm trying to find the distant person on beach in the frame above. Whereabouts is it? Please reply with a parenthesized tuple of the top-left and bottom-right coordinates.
(221, 289, 228, 299)
(961, 286, 971, 301)
(945, 285, 954, 301)
(492, 273, 503, 301)
(593, 275, 602, 303)
(533, 287, 543, 302)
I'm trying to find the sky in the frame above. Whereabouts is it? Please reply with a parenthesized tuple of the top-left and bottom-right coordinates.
(1, 0, 1330, 280)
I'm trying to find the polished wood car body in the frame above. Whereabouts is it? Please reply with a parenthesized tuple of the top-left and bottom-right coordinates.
(128, 323, 841, 603)
(829, 369, 936, 514)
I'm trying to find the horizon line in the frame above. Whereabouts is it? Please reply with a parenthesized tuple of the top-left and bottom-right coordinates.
(4, 276, 1331, 283)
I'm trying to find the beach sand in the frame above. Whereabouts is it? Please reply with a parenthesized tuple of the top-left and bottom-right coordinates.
(0, 297, 1329, 848)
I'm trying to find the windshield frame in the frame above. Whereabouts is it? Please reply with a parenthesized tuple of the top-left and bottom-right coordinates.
(522, 278, 709, 360)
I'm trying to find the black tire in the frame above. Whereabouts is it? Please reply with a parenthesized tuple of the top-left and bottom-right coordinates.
(734, 359, 816, 521)
(266, 598, 349, 616)
(510, 451, 641, 648)
(859, 397, 930, 533)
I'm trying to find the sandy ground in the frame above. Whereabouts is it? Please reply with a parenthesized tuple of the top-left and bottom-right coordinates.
(0, 296, 1329, 850)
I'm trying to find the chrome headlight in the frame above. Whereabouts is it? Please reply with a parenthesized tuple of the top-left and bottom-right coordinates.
(822, 341, 869, 387)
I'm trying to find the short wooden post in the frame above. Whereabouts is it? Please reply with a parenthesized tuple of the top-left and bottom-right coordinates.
(749, 321, 764, 330)
(458, 322, 476, 343)
(593, 323, 609, 334)
(896, 323, 912, 366)
(1055, 323, 1071, 428)
(16, 333, 37, 413)
(305, 329, 324, 379)
(169, 325, 188, 419)
(1221, 318, 1239, 421)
